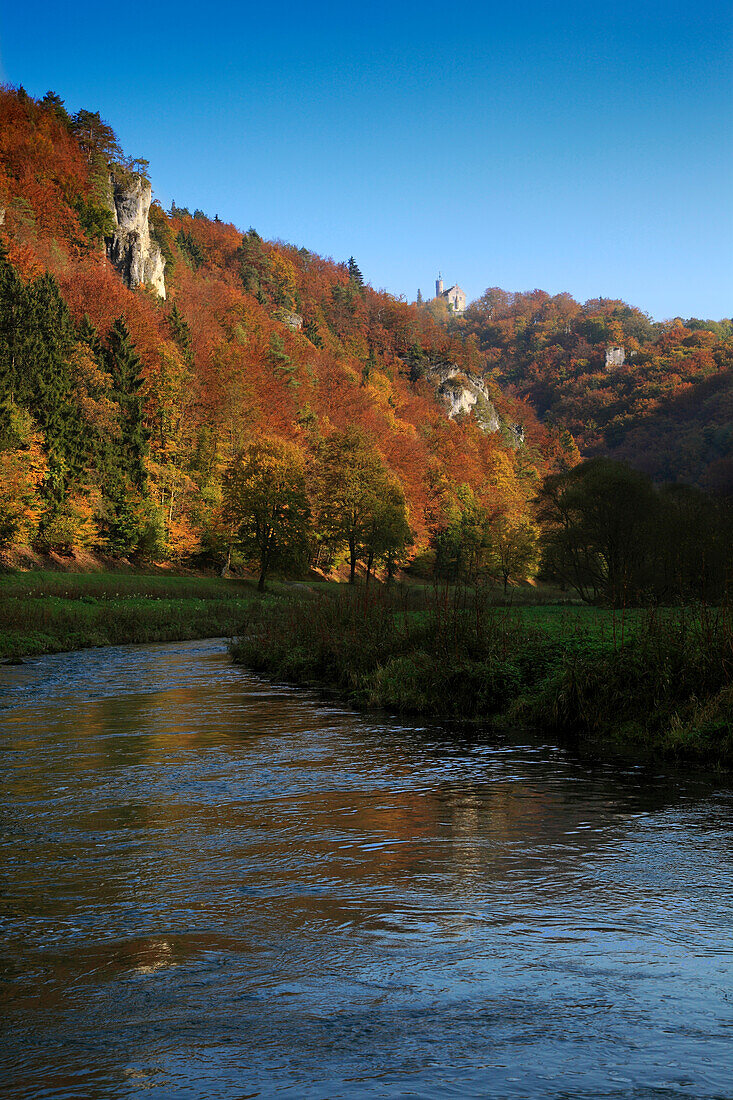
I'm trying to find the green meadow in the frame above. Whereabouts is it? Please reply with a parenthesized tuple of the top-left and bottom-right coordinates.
(0, 571, 272, 660)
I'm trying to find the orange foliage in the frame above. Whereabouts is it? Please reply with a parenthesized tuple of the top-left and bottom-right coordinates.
(0, 84, 563, 559)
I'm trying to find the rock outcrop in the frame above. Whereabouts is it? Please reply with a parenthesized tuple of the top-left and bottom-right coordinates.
(105, 172, 166, 298)
(605, 344, 625, 370)
(417, 359, 525, 446)
(423, 361, 501, 433)
(507, 423, 524, 449)
(278, 310, 303, 332)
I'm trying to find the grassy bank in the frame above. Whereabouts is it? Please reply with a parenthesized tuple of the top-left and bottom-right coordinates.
(0, 571, 277, 659)
(231, 587, 732, 768)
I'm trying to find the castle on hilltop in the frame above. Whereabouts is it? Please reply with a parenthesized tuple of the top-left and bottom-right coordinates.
(435, 274, 466, 314)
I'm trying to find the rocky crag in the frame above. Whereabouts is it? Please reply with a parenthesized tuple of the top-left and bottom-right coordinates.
(421, 360, 523, 445)
(105, 171, 166, 298)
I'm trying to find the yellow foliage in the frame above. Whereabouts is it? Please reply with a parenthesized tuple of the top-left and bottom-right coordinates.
(0, 433, 47, 547)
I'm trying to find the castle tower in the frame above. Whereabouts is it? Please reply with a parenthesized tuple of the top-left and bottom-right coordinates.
(436, 273, 444, 297)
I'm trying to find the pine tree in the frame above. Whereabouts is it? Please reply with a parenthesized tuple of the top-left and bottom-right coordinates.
(0, 257, 85, 503)
(361, 345, 376, 386)
(70, 109, 123, 166)
(168, 303, 194, 366)
(40, 91, 70, 126)
(104, 319, 148, 490)
(304, 317, 323, 348)
(347, 256, 364, 286)
(0, 240, 25, 399)
(77, 314, 102, 357)
(176, 230, 205, 270)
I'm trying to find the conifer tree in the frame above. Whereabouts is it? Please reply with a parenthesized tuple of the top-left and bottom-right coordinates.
(104, 319, 148, 490)
(347, 256, 364, 286)
(77, 313, 102, 357)
(304, 317, 323, 348)
(0, 253, 85, 503)
(168, 303, 194, 366)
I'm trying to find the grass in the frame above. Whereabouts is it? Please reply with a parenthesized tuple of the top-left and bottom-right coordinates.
(0, 570, 281, 659)
(230, 585, 732, 768)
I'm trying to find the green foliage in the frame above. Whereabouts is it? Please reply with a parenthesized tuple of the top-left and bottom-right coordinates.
(104, 319, 148, 489)
(347, 256, 364, 286)
(176, 229, 205, 270)
(304, 317, 323, 348)
(232, 589, 733, 767)
(432, 485, 496, 583)
(40, 91, 70, 126)
(531, 605, 733, 767)
(236, 228, 273, 299)
(149, 202, 176, 271)
(537, 458, 733, 605)
(70, 109, 123, 166)
(0, 571, 268, 660)
(74, 192, 115, 243)
(224, 438, 312, 590)
(314, 427, 411, 583)
(0, 248, 87, 500)
(169, 303, 194, 365)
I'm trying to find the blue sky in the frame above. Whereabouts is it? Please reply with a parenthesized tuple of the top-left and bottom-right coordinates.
(1, 0, 731, 319)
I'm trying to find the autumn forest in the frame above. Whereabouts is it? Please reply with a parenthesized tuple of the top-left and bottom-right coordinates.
(0, 84, 731, 602)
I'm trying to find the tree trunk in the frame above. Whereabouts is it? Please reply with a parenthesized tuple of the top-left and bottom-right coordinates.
(349, 537, 356, 584)
(258, 544, 271, 592)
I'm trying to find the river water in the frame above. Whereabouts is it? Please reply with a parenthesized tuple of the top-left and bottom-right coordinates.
(1, 638, 731, 1099)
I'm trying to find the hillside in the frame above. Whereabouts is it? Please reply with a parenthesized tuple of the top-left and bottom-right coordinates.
(0, 86, 568, 569)
(454, 288, 733, 492)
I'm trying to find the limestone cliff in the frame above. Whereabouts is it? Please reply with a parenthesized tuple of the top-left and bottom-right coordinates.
(418, 359, 525, 446)
(105, 172, 166, 298)
(422, 361, 501, 433)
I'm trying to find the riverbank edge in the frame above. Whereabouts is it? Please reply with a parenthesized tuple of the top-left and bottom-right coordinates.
(229, 652, 733, 772)
(0, 570, 283, 660)
(229, 595, 733, 772)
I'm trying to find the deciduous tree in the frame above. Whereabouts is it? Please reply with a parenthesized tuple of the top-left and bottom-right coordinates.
(224, 437, 311, 590)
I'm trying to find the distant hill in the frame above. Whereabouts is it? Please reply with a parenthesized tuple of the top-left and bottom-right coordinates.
(453, 287, 733, 492)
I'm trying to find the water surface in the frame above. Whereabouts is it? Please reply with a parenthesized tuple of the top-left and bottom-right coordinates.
(1, 639, 731, 1098)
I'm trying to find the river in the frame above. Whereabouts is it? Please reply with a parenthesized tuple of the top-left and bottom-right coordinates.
(1, 638, 731, 1099)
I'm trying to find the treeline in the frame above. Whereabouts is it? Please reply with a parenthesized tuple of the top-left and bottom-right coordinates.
(223, 430, 411, 589)
(538, 458, 733, 606)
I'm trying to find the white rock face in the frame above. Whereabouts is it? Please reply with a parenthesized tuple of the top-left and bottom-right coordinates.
(605, 344, 625, 370)
(105, 173, 166, 298)
(279, 310, 303, 331)
(423, 361, 501, 433)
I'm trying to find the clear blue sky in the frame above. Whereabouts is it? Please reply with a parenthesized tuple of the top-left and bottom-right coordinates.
(1, 0, 731, 319)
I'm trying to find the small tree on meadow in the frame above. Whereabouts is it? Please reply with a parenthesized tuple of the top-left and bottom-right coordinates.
(314, 427, 405, 584)
(362, 477, 413, 584)
(224, 437, 311, 591)
(487, 514, 539, 594)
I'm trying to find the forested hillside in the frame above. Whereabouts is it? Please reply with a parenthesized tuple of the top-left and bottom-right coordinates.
(0, 85, 567, 572)
(455, 288, 733, 492)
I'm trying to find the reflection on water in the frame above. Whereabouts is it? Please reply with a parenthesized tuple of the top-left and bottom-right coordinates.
(1, 639, 731, 1099)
